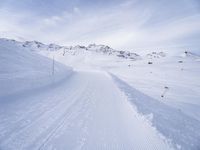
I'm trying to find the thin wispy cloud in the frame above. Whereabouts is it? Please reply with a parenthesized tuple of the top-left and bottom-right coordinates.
(0, 0, 200, 52)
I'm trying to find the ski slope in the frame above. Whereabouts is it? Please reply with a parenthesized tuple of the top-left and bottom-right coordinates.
(1, 38, 200, 149)
(0, 70, 173, 150)
(0, 39, 172, 149)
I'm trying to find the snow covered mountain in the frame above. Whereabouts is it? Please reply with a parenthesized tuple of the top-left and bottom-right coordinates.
(0, 37, 200, 150)
(1, 38, 141, 61)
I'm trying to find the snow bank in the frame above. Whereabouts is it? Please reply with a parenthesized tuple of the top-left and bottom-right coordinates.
(0, 39, 73, 101)
(111, 74, 200, 150)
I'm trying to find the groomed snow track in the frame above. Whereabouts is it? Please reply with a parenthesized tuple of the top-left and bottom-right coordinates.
(0, 71, 173, 150)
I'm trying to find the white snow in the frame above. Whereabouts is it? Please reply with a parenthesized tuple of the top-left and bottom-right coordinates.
(0, 38, 200, 150)
(0, 39, 72, 101)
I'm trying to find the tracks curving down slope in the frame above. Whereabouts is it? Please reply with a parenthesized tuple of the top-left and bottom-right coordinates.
(0, 71, 173, 150)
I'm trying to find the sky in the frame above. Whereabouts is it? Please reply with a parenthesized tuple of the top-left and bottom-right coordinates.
(0, 0, 200, 52)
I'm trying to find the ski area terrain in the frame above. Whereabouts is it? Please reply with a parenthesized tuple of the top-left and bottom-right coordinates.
(0, 38, 200, 150)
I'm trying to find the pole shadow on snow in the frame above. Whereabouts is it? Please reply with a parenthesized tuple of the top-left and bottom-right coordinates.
(110, 74, 200, 150)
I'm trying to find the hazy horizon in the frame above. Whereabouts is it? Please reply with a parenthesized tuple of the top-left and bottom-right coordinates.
(0, 0, 200, 52)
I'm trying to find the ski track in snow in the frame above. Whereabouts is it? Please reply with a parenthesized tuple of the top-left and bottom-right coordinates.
(0, 71, 173, 150)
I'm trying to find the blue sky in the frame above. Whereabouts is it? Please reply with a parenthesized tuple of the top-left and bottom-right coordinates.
(0, 0, 200, 51)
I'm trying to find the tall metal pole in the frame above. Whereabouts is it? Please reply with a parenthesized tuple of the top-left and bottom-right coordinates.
(52, 55, 55, 75)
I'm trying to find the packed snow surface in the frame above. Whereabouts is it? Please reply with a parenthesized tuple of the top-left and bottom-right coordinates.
(0, 38, 200, 150)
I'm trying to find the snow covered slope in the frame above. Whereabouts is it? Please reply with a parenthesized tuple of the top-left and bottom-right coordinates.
(0, 38, 72, 100)
(0, 71, 173, 150)
(0, 38, 200, 150)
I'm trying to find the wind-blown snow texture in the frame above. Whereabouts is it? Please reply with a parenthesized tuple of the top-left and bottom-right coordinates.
(0, 38, 200, 150)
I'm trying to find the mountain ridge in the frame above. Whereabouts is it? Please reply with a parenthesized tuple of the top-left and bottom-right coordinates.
(0, 38, 142, 60)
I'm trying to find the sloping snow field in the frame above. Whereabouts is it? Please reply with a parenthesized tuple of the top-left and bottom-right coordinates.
(0, 39, 200, 150)
(0, 71, 173, 150)
(0, 39, 72, 100)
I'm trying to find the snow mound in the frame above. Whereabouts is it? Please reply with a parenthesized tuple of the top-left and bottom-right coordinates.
(0, 39, 72, 100)
(146, 52, 166, 59)
(180, 51, 200, 59)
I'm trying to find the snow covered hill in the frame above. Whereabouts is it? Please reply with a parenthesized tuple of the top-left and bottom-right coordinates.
(0, 37, 200, 150)
(1, 38, 141, 61)
(180, 51, 200, 60)
(0, 38, 72, 100)
(146, 52, 166, 59)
